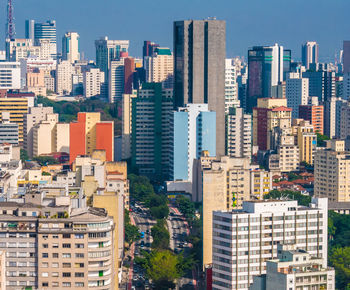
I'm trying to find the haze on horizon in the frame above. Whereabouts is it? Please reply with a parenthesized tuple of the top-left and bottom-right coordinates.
(0, 0, 348, 62)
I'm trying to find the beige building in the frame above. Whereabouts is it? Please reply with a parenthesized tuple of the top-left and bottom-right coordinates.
(144, 47, 173, 88)
(33, 113, 58, 156)
(250, 169, 273, 200)
(83, 68, 105, 98)
(293, 119, 317, 165)
(315, 140, 350, 202)
(54, 123, 70, 153)
(56, 60, 74, 95)
(24, 105, 54, 157)
(121, 93, 136, 160)
(194, 155, 264, 267)
(0, 251, 5, 290)
(253, 98, 292, 150)
(26, 69, 46, 96)
(250, 244, 335, 290)
(0, 201, 116, 290)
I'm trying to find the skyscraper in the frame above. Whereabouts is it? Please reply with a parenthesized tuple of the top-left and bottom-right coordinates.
(174, 19, 226, 157)
(171, 104, 216, 181)
(302, 41, 319, 69)
(144, 47, 174, 89)
(285, 72, 309, 118)
(247, 44, 291, 112)
(142, 40, 159, 59)
(25, 19, 35, 42)
(131, 83, 173, 180)
(95, 37, 129, 99)
(34, 20, 57, 58)
(62, 32, 80, 63)
(343, 41, 350, 100)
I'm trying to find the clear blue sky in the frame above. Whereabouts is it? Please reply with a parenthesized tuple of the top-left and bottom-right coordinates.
(0, 0, 349, 62)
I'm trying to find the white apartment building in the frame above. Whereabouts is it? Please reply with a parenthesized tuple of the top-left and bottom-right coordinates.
(109, 59, 124, 103)
(144, 47, 173, 89)
(250, 244, 334, 290)
(212, 198, 328, 290)
(55, 60, 74, 95)
(225, 59, 240, 113)
(83, 68, 105, 98)
(62, 32, 80, 63)
(226, 107, 251, 159)
(0, 62, 21, 90)
(286, 72, 309, 119)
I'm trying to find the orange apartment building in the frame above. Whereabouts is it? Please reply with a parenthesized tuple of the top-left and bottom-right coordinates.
(69, 112, 114, 163)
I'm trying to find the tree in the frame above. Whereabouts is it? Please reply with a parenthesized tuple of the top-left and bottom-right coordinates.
(316, 133, 330, 147)
(329, 247, 350, 289)
(20, 149, 29, 162)
(146, 250, 182, 289)
(33, 156, 59, 165)
(128, 174, 155, 203)
(151, 220, 170, 249)
(176, 195, 195, 219)
(125, 223, 141, 244)
(150, 204, 169, 220)
(264, 190, 311, 206)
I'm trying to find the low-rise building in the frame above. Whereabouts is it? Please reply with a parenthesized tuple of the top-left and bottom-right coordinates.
(250, 244, 335, 290)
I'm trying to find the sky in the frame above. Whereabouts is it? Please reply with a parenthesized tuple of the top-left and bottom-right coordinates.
(0, 0, 349, 62)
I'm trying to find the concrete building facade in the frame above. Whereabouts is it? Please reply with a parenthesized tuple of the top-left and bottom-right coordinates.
(174, 19, 226, 157)
(212, 198, 328, 290)
(226, 107, 252, 159)
(171, 104, 216, 181)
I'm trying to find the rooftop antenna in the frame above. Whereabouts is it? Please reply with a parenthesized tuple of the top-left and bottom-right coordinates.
(6, 0, 15, 40)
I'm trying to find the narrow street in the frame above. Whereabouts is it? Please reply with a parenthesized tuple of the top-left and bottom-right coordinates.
(168, 205, 197, 290)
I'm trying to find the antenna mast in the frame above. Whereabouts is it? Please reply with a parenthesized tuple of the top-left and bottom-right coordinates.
(6, 0, 15, 40)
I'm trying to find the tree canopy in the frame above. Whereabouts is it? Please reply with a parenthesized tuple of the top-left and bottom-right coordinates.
(151, 220, 170, 249)
(264, 190, 311, 206)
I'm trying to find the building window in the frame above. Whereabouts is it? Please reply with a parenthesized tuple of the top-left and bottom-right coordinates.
(63, 234, 71, 238)
(62, 263, 71, 268)
(63, 272, 71, 277)
(75, 272, 84, 277)
(42, 253, 48, 258)
(42, 244, 48, 248)
(62, 243, 71, 248)
(62, 282, 71, 287)
(75, 282, 84, 287)
(75, 243, 84, 248)
(42, 282, 49, 287)
(52, 253, 59, 258)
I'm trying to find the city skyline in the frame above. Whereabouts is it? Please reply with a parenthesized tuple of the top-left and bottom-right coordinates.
(0, 0, 349, 61)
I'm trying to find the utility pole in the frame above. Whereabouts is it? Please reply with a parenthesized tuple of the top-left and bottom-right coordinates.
(6, 0, 15, 40)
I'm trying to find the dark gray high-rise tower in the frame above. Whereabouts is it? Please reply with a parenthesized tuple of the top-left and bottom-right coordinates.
(174, 19, 226, 157)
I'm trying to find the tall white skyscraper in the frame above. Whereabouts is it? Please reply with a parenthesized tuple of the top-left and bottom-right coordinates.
(286, 72, 309, 119)
(302, 41, 319, 69)
(62, 32, 80, 63)
(226, 107, 251, 158)
(224, 59, 240, 113)
(212, 198, 328, 290)
(109, 59, 125, 103)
